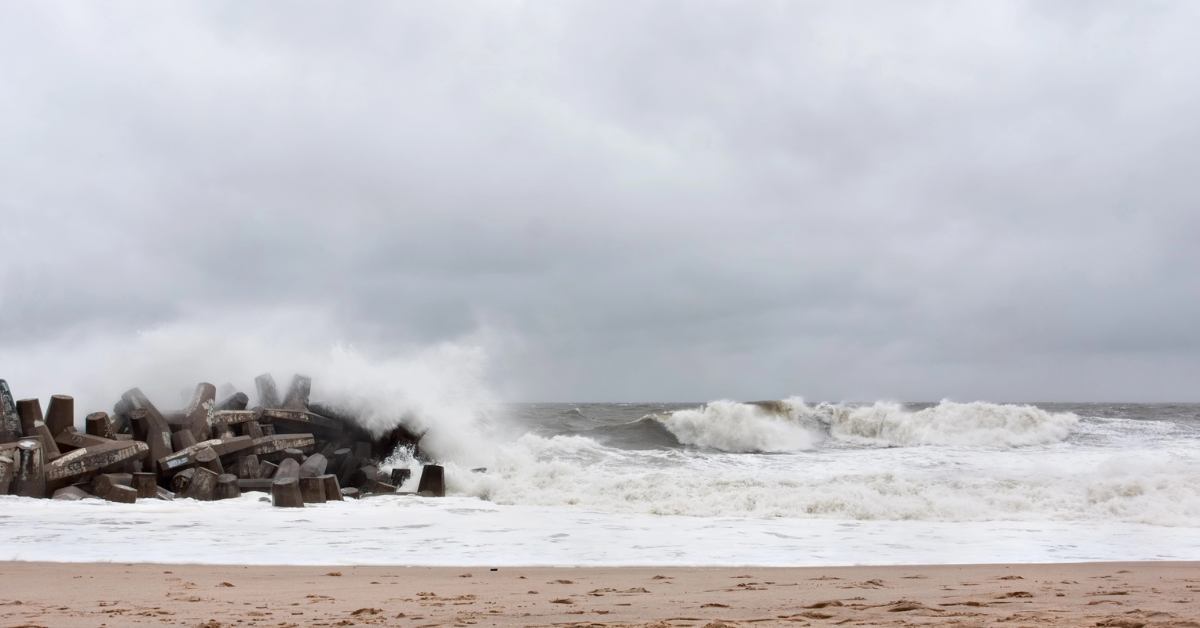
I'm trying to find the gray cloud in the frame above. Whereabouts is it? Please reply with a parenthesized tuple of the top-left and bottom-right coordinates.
(2, 1, 1199, 402)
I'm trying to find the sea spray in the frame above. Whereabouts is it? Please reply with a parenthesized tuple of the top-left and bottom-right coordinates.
(308, 343, 497, 467)
(0, 310, 501, 470)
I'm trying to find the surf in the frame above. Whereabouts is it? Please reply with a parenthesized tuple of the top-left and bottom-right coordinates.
(646, 398, 1079, 452)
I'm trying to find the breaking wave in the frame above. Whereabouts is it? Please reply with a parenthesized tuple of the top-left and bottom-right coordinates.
(451, 431, 1200, 526)
(651, 398, 1078, 452)
(656, 400, 820, 452)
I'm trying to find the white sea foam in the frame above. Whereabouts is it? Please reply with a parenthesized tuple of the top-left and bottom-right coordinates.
(3, 319, 1197, 566)
(652, 398, 1079, 452)
(812, 399, 1080, 447)
(448, 429, 1200, 526)
(4, 493, 1198, 566)
(658, 400, 820, 452)
(436, 400, 1196, 526)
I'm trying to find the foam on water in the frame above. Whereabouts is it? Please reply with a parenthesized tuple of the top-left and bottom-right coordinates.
(814, 399, 1080, 447)
(657, 400, 820, 452)
(3, 494, 1198, 566)
(653, 398, 1080, 452)
(3, 320, 1198, 565)
(2, 399, 1198, 564)
(450, 433, 1200, 525)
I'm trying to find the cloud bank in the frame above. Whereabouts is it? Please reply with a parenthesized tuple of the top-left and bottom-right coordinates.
(2, 2, 1199, 402)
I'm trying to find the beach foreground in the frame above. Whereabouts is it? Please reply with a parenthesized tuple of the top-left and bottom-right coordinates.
(1, 562, 1196, 627)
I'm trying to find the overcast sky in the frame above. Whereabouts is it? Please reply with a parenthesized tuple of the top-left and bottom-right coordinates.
(2, 2, 1199, 403)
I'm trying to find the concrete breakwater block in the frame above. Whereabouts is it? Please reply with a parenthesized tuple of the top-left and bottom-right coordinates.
(0, 373, 443, 506)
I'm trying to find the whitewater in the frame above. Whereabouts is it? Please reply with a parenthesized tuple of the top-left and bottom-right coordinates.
(3, 398, 1200, 565)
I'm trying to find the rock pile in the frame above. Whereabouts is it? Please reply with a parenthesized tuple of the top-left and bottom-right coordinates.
(0, 374, 445, 508)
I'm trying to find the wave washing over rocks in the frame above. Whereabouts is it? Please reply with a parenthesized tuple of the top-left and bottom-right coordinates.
(0, 373, 446, 506)
(3, 386, 1200, 566)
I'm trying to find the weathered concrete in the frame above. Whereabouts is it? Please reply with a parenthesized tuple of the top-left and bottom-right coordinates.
(132, 472, 158, 498)
(273, 457, 301, 482)
(54, 427, 111, 453)
(128, 405, 173, 475)
(298, 476, 327, 503)
(299, 453, 327, 478)
(157, 436, 253, 474)
(0, 380, 22, 444)
(85, 412, 116, 439)
(251, 433, 315, 461)
(0, 454, 13, 495)
(278, 448, 305, 464)
(214, 473, 241, 500)
(211, 410, 260, 427)
(104, 484, 137, 503)
(182, 383, 216, 443)
(12, 439, 46, 498)
(44, 395, 74, 438)
(281, 374, 312, 411)
(214, 392, 249, 412)
(255, 460, 278, 479)
(16, 399, 61, 459)
(170, 468, 195, 494)
(418, 464, 446, 497)
(182, 467, 219, 501)
(320, 474, 344, 501)
(236, 478, 273, 492)
(242, 420, 265, 439)
(171, 429, 198, 452)
(271, 476, 304, 507)
(233, 454, 259, 479)
(91, 473, 133, 499)
(43, 440, 149, 489)
(254, 374, 280, 409)
(195, 445, 223, 475)
(260, 408, 343, 437)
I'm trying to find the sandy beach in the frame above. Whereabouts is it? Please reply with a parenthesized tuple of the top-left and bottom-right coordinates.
(1, 561, 1196, 628)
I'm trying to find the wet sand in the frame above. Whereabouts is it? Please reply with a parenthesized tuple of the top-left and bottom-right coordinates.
(1, 562, 1197, 627)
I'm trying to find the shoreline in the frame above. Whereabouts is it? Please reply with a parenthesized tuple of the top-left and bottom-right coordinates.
(3, 561, 1197, 627)
(5, 494, 1196, 566)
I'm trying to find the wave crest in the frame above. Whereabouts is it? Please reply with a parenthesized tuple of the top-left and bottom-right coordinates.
(652, 398, 1078, 452)
(656, 400, 820, 452)
(814, 400, 1079, 447)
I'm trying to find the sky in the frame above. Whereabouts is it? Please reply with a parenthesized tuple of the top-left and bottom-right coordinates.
(2, 2, 1200, 404)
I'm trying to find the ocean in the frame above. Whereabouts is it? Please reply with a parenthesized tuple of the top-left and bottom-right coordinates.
(2, 399, 1199, 565)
